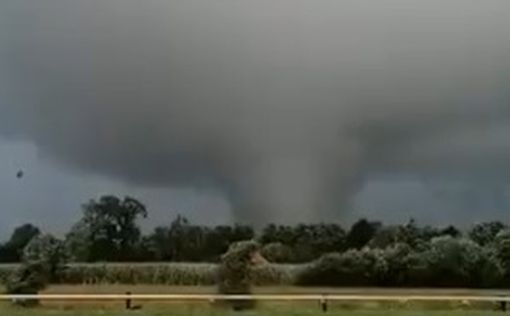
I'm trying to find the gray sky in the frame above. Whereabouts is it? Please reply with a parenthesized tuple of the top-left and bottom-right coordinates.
(2, 0, 510, 239)
(0, 138, 231, 240)
(2, 137, 510, 240)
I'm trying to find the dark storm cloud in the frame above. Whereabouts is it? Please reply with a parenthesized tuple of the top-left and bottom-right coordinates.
(1, 0, 510, 224)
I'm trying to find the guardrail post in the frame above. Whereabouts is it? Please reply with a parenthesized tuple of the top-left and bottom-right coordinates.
(499, 300, 507, 312)
(320, 295, 328, 313)
(125, 292, 132, 310)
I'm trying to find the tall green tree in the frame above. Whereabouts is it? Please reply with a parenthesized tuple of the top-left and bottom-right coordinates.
(369, 226, 401, 249)
(0, 224, 40, 262)
(147, 216, 254, 262)
(65, 220, 92, 262)
(470, 222, 507, 246)
(205, 225, 254, 261)
(346, 219, 381, 250)
(259, 223, 346, 262)
(66, 195, 147, 262)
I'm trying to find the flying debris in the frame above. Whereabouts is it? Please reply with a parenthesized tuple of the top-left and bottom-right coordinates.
(16, 170, 24, 179)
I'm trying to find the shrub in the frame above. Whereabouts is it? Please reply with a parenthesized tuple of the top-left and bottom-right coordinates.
(6, 234, 68, 307)
(217, 240, 261, 310)
(296, 238, 502, 289)
(0, 236, 504, 289)
(470, 222, 507, 246)
(495, 230, 510, 283)
(251, 263, 303, 285)
(407, 236, 502, 288)
(368, 226, 401, 249)
(296, 248, 388, 286)
(6, 262, 48, 306)
(0, 264, 16, 284)
(22, 234, 68, 282)
(377, 243, 413, 286)
(260, 243, 294, 263)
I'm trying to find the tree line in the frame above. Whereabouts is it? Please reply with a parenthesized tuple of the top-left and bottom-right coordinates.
(0, 195, 507, 265)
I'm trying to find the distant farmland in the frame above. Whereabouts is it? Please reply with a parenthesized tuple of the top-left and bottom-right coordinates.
(0, 263, 303, 286)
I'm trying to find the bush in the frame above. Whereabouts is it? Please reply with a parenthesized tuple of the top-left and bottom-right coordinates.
(377, 243, 413, 286)
(368, 227, 401, 249)
(251, 263, 304, 286)
(260, 243, 294, 263)
(5, 234, 68, 307)
(296, 248, 388, 286)
(0, 264, 16, 284)
(296, 238, 502, 288)
(495, 230, 510, 283)
(6, 262, 48, 306)
(407, 236, 503, 288)
(470, 222, 507, 246)
(22, 234, 68, 282)
(0, 237, 505, 289)
(217, 240, 261, 310)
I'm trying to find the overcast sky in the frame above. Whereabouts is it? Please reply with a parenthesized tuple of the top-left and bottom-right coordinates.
(0, 138, 232, 240)
(2, 137, 510, 240)
(2, 0, 510, 239)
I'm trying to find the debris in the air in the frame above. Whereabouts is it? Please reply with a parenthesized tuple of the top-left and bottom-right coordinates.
(16, 170, 24, 179)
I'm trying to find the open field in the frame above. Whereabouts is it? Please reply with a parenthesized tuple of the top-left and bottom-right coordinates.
(0, 284, 506, 297)
(38, 284, 510, 296)
(1, 285, 510, 314)
(0, 306, 508, 316)
(0, 263, 301, 286)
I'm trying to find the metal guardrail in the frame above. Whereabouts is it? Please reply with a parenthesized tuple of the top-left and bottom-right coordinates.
(0, 294, 509, 301)
(1, 293, 510, 312)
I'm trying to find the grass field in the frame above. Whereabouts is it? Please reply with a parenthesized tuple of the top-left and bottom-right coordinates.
(1, 285, 509, 315)
(0, 306, 507, 316)
(34, 284, 510, 295)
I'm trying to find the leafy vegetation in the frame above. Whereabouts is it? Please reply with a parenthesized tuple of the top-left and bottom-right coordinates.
(0, 263, 298, 286)
(65, 196, 148, 262)
(217, 240, 262, 310)
(6, 234, 69, 306)
(2, 195, 510, 288)
(0, 224, 40, 263)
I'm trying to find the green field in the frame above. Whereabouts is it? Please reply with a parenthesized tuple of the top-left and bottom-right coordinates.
(1, 285, 509, 315)
(0, 306, 507, 316)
